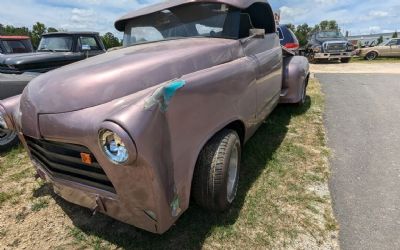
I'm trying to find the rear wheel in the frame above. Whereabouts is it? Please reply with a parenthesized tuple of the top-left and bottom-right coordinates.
(0, 129, 19, 152)
(192, 129, 241, 211)
(340, 58, 351, 63)
(365, 51, 378, 61)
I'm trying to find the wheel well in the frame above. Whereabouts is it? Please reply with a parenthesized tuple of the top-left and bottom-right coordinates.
(224, 120, 246, 145)
(305, 73, 310, 87)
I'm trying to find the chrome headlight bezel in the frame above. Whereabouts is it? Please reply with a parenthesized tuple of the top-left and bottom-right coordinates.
(0, 115, 8, 130)
(312, 45, 322, 53)
(98, 122, 137, 165)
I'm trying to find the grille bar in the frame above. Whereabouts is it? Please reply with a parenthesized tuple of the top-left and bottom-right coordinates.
(26, 137, 116, 193)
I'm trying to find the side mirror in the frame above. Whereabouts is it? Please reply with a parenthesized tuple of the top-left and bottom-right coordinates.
(82, 45, 91, 51)
(250, 29, 265, 39)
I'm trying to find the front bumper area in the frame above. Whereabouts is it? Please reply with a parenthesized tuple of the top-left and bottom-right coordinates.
(314, 52, 352, 59)
(21, 132, 177, 234)
(31, 157, 163, 233)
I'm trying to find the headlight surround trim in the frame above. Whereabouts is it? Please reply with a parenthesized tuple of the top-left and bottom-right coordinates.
(98, 121, 137, 165)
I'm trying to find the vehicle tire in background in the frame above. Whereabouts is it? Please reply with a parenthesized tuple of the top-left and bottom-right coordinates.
(307, 52, 318, 64)
(192, 129, 241, 212)
(0, 130, 19, 152)
(340, 58, 351, 63)
(365, 51, 378, 61)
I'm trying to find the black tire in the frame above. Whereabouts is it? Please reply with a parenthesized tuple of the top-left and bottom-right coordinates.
(340, 58, 351, 63)
(296, 80, 307, 106)
(307, 52, 318, 64)
(0, 129, 19, 152)
(192, 129, 241, 211)
(365, 51, 378, 61)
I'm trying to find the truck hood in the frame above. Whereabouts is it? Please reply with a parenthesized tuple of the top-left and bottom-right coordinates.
(21, 38, 243, 114)
(0, 52, 80, 65)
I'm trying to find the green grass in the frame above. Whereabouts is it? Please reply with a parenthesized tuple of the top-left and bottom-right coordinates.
(0, 78, 338, 249)
(31, 198, 49, 212)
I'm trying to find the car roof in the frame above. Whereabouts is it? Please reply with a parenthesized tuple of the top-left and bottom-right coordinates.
(43, 31, 99, 36)
(0, 36, 30, 40)
(115, 0, 269, 31)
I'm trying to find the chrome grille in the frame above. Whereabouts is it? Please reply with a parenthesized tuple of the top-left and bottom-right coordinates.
(324, 42, 347, 53)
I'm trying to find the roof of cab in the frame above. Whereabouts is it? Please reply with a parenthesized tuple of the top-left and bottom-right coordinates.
(0, 36, 30, 40)
(115, 0, 267, 31)
(43, 31, 100, 36)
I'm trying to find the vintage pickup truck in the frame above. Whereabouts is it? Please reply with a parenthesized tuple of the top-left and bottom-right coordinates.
(0, 0, 309, 233)
(0, 31, 105, 74)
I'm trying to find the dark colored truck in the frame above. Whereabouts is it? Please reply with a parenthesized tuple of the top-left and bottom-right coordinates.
(0, 32, 106, 74)
(0, 36, 34, 54)
(304, 30, 354, 63)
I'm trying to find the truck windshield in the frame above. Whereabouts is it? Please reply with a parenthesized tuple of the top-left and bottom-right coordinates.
(1, 40, 32, 53)
(38, 36, 73, 52)
(123, 3, 240, 47)
(317, 31, 344, 39)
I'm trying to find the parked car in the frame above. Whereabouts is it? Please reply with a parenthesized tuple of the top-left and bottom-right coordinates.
(304, 30, 354, 63)
(0, 36, 33, 54)
(0, 32, 106, 74)
(0, 0, 310, 234)
(278, 25, 300, 52)
(355, 38, 400, 60)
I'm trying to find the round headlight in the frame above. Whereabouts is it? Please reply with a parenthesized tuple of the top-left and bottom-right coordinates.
(0, 114, 8, 130)
(99, 129, 129, 164)
(313, 45, 322, 53)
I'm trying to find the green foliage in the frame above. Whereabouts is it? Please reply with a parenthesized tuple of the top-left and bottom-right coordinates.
(295, 23, 312, 47)
(0, 24, 30, 36)
(101, 32, 122, 49)
(31, 22, 47, 48)
(377, 35, 384, 44)
(393, 31, 398, 38)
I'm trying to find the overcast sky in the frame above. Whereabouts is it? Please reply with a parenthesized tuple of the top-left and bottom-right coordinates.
(0, 0, 398, 37)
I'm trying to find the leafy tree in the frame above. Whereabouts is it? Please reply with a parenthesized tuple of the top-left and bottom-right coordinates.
(377, 35, 384, 44)
(393, 31, 398, 38)
(295, 23, 312, 47)
(31, 22, 47, 48)
(0, 24, 30, 36)
(47, 27, 58, 33)
(101, 32, 121, 49)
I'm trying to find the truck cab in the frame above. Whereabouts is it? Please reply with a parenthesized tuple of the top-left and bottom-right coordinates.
(0, 32, 106, 74)
(0, 36, 33, 54)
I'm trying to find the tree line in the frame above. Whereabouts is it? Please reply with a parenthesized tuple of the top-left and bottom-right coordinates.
(0, 22, 122, 49)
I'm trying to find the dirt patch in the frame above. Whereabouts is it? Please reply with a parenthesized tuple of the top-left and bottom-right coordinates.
(311, 62, 400, 74)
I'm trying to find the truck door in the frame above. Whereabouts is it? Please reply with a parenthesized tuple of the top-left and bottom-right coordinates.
(240, 9, 282, 122)
(392, 39, 400, 57)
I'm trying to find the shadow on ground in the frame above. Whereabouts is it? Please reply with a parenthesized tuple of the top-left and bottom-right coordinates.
(34, 98, 311, 250)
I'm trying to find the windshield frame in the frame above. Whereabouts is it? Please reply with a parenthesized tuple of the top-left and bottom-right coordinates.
(122, 3, 241, 47)
(37, 35, 74, 52)
(316, 31, 344, 39)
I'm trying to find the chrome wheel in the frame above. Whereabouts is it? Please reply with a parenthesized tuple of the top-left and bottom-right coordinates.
(0, 129, 17, 146)
(227, 142, 239, 203)
(366, 52, 377, 61)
